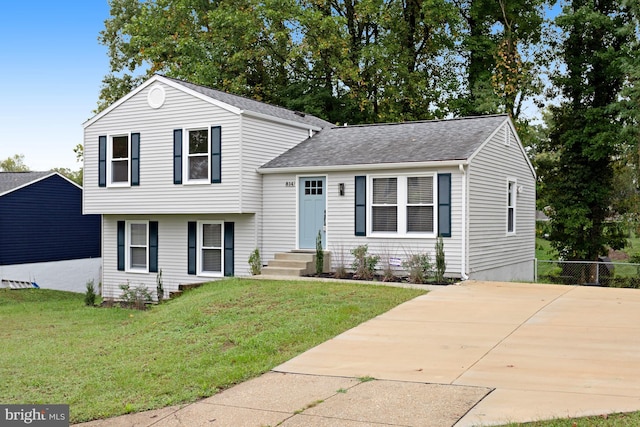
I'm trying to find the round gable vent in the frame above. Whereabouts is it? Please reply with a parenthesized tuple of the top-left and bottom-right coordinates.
(147, 85, 166, 109)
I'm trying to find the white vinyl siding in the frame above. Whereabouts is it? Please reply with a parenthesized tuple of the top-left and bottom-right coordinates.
(84, 83, 241, 214)
(84, 82, 312, 215)
(261, 174, 298, 261)
(467, 122, 535, 280)
(261, 168, 462, 278)
(101, 214, 257, 299)
(240, 115, 313, 214)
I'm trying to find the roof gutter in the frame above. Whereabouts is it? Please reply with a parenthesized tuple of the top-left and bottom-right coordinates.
(258, 159, 469, 174)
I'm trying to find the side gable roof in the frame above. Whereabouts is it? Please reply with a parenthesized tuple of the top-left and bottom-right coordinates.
(260, 114, 509, 171)
(0, 172, 56, 197)
(0, 172, 81, 197)
(84, 75, 334, 130)
(163, 77, 334, 129)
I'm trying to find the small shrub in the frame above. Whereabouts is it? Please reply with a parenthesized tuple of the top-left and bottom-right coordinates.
(402, 253, 432, 284)
(379, 246, 399, 282)
(315, 230, 324, 275)
(435, 236, 446, 283)
(84, 280, 97, 306)
(248, 248, 262, 275)
(156, 269, 164, 303)
(332, 244, 347, 279)
(119, 283, 152, 310)
(351, 244, 379, 280)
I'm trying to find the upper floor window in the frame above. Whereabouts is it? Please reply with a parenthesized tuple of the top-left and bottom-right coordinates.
(369, 174, 436, 236)
(110, 135, 129, 185)
(507, 180, 516, 234)
(173, 126, 221, 185)
(188, 129, 209, 181)
(99, 133, 139, 188)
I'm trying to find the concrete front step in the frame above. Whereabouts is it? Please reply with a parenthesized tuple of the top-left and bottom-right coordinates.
(261, 266, 308, 277)
(274, 252, 316, 262)
(268, 259, 314, 269)
(262, 251, 331, 277)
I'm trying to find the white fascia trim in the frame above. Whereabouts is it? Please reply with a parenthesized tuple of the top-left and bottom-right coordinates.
(83, 75, 243, 128)
(84, 75, 161, 128)
(240, 109, 323, 132)
(258, 160, 469, 175)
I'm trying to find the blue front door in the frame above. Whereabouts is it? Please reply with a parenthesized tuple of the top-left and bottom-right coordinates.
(299, 177, 326, 249)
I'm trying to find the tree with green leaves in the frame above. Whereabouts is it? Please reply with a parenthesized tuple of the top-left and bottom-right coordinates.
(545, 0, 636, 262)
(0, 154, 29, 172)
(97, 0, 462, 123)
(454, 0, 548, 120)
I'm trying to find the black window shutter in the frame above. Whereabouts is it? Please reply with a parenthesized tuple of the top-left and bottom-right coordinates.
(117, 221, 125, 271)
(131, 133, 140, 186)
(173, 129, 183, 185)
(355, 176, 366, 236)
(211, 126, 221, 183)
(224, 222, 234, 276)
(98, 136, 107, 187)
(187, 221, 196, 275)
(438, 173, 452, 238)
(149, 221, 158, 273)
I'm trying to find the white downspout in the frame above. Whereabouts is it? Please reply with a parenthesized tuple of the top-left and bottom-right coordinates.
(459, 163, 469, 280)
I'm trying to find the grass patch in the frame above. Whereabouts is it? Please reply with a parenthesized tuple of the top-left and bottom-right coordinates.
(500, 411, 640, 426)
(0, 278, 424, 423)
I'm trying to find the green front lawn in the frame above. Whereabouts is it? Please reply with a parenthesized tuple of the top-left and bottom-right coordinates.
(503, 411, 640, 426)
(0, 279, 425, 423)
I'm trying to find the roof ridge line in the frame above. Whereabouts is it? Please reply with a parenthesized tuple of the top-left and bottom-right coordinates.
(332, 114, 508, 129)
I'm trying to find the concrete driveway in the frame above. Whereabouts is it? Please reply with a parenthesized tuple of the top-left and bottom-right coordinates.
(76, 280, 640, 426)
(275, 281, 640, 425)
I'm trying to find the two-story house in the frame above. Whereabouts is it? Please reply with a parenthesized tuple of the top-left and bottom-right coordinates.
(83, 75, 536, 300)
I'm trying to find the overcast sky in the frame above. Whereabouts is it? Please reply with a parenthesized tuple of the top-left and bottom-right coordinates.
(0, 1, 111, 171)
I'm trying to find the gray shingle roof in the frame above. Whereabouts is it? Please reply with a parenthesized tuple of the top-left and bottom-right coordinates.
(164, 76, 334, 129)
(0, 172, 53, 195)
(260, 115, 509, 169)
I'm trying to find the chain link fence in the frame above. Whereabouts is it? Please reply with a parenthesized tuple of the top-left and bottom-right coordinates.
(535, 259, 640, 288)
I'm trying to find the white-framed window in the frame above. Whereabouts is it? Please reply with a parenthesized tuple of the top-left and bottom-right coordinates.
(126, 221, 149, 272)
(198, 221, 224, 276)
(109, 134, 130, 185)
(369, 174, 436, 236)
(507, 180, 517, 234)
(185, 128, 209, 182)
(372, 177, 398, 232)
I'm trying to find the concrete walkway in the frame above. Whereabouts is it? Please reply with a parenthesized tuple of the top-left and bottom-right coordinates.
(75, 281, 640, 426)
